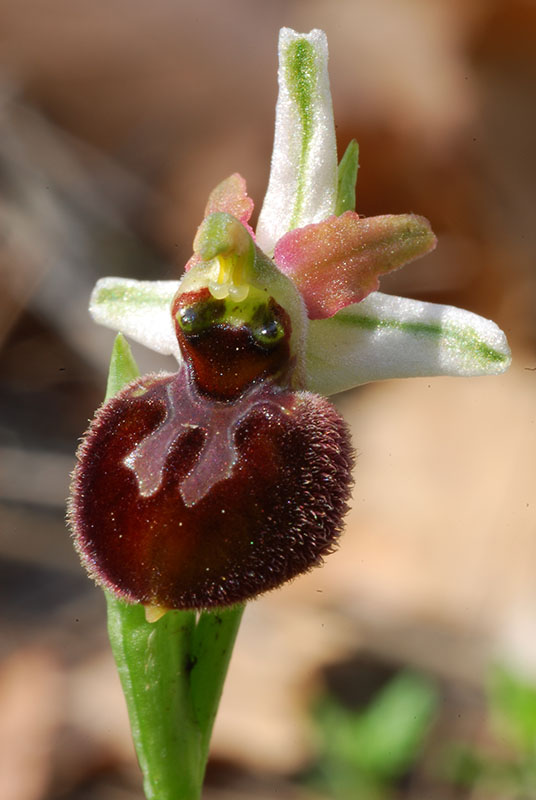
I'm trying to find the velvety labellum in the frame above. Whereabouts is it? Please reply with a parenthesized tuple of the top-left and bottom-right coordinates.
(70, 371, 353, 610)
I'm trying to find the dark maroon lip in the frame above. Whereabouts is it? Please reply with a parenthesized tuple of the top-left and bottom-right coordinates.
(69, 368, 354, 611)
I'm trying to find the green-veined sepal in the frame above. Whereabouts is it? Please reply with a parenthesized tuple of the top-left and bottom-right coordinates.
(306, 292, 511, 396)
(89, 279, 511, 397)
(90, 277, 181, 360)
(256, 28, 338, 255)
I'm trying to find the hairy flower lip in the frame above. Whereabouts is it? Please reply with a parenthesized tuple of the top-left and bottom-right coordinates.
(70, 369, 354, 610)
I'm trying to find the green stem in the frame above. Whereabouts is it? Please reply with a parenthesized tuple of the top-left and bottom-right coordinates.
(107, 597, 201, 800)
(190, 604, 245, 773)
(103, 334, 246, 799)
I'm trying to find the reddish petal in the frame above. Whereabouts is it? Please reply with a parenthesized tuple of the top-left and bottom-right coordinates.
(69, 372, 353, 610)
(274, 211, 437, 319)
(184, 252, 203, 273)
(204, 173, 255, 234)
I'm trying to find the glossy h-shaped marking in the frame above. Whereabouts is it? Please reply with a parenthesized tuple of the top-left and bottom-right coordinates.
(123, 366, 290, 507)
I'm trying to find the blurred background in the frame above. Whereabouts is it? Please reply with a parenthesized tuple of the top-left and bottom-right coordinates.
(0, 0, 535, 798)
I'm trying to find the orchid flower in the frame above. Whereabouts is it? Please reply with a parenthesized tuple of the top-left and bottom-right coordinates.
(68, 28, 511, 800)
(89, 29, 509, 397)
(71, 28, 510, 615)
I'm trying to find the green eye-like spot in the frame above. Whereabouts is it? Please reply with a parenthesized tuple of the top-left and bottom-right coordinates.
(250, 306, 285, 348)
(253, 319, 284, 347)
(177, 299, 225, 334)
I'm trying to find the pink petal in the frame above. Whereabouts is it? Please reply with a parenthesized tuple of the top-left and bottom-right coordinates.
(204, 173, 255, 234)
(274, 211, 437, 319)
(184, 252, 203, 273)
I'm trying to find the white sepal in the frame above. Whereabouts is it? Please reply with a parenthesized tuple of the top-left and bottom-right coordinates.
(256, 28, 337, 255)
(306, 291, 512, 396)
(90, 277, 181, 360)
